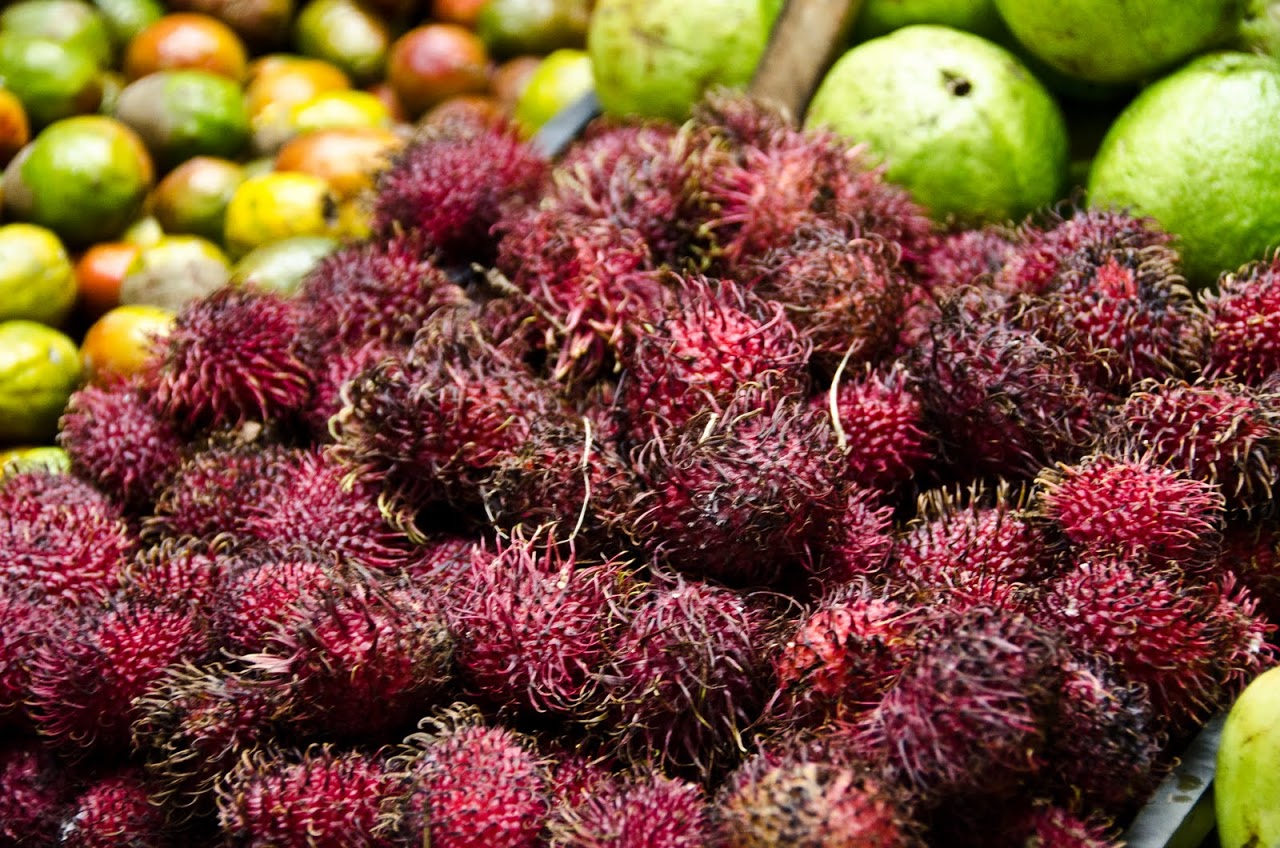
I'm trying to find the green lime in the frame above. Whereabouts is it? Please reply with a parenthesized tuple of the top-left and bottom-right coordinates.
(477, 0, 590, 58)
(1088, 51, 1280, 283)
(513, 48, 592, 134)
(91, 0, 164, 50)
(806, 25, 1068, 225)
(119, 234, 231, 310)
(0, 35, 102, 128)
(223, 171, 337, 257)
(3, 115, 154, 245)
(0, 319, 81, 444)
(230, 233, 338, 294)
(0, 223, 75, 325)
(1238, 0, 1280, 54)
(294, 0, 390, 84)
(0, 444, 70, 475)
(113, 69, 250, 169)
(992, 0, 1245, 84)
(853, 0, 1006, 41)
(150, 155, 244, 242)
(1, 0, 113, 68)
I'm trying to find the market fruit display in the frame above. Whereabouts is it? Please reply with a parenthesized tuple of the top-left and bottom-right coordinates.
(1218, 665, 1280, 848)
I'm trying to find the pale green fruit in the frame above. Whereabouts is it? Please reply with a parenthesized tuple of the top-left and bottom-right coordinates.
(1217, 665, 1280, 848)
(853, 0, 1006, 41)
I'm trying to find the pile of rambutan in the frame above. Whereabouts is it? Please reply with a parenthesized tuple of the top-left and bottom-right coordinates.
(6, 91, 1280, 847)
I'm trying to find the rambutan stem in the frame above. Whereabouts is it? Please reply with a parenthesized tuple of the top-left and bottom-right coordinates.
(570, 417, 594, 543)
(828, 338, 863, 451)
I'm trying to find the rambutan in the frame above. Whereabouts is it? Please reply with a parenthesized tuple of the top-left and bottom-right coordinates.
(548, 772, 709, 848)
(216, 745, 393, 848)
(446, 533, 627, 715)
(1106, 377, 1280, 511)
(132, 662, 288, 815)
(629, 385, 844, 586)
(0, 741, 73, 846)
(917, 225, 1018, 295)
(714, 756, 921, 848)
(213, 544, 343, 654)
(810, 485, 896, 586)
(386, 709, 551, 848)
(27, 600, 211, 753)
(120, 537, 228, 615)
(591, 575, 769, 777)
(1013, 804, 1124, 848)
(0, 469, 119, 518)
(1219, 522, 1280, 622)
(819, 363, 934, 493)
(1204, 253, 1280, 384)
(1036, 454, 1225, 569)
(401, 533, 482, 588)
(239, 447, 415, 570)
(57, 768, 172, 847)
(57, 379, 186, 510)
(615, 276, 810, 442)
(372, 119, 547, 262)
(854, 607, 1064, 802)
(154, 286, 312, 430)
(0, 589, 49, 724)
(304, 338, 400, 441)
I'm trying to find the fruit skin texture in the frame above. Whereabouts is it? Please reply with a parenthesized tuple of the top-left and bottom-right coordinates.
(57, 769, 172, 847)
(0, 741, 73, 846)
(1089, 52, 1280, 283)
(1203, 253, 1280, 384)
(548, 773, 709, 848)
(819, 364, 932, 492)
(1217, 664, 1280, 848)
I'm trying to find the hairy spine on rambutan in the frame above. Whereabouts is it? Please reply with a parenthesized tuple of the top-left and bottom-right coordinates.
(153, 286, 313, 430)
(1203, 253, 1280, 384)
(0, 589, 49, 726)
(120, 537, 228, 615)
(0, 469, 119, 519)
(628, 383, 845, 586)
(810, 484, 896, 588)
(0, 741, 74, 846)
(57, 768, 172, 847)
(1218, 522, 1280, 623)
(917, 225, 1019, 295)
(1013, 804, 1125, 848)
(212, 544, 345, 654)
(57, 378, 187, 510)
(547, 771, 709, 848)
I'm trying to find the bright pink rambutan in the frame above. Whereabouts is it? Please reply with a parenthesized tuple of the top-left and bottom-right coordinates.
(212, 544, 343, 653)
(810, 484, 896, 586)
(771, 586, 919, 726)
(445, 532, 628, 715)
(854, 607, 1064, 802)
(401, 533, 482, 587)
(387, 710, 551, 848)
(239, 447, 415, 570)
(1037, 454, 1225, 569)
(1204, 254, 1280, 384)
(57, 768, 172, 847)
(548, 772, 709, 848)
(628, 385, 845, 586)
(132, 662, 288, 816)
(373, 119, 547, 262)
(546, 752, 614, 811)
(819, 362, 934, 493)
(120, 537, 228, 615)
(615, 276, 810, 442)
(57, 379, 187, 510)
(27, 600, 211, 753)
(592, 575, 769, 777)
(1106, 378, 1280, 511)
(495, 208, 667, 383)
(0, 469, 119, 519)
(154, 286, 313, 430)
(0, 741, 73, 846)
(714, 756, 922, 848)
(217, 745, 394, 848)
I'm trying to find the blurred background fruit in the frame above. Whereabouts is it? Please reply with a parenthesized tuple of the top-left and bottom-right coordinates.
(124, 12, 249, 80)
(476, 0, 589, 58)
(274, 125, 401, 198)
(0, 319, 81, 442)
(0, 34, 103, 128)
(168, 0, 295, 49)
(150, 155, 245, 241)
(387, 22, 490, 117)
(0, 89, 29, 165)
(852, 0, 1006, 41)
(512, 46, 589, 134)
(92, 0, 165, 49)
(113, 69, 250, 168)
(78, 302, 172, 383)
(229, 232, 337, 293)
(293, 0, 390, 84)
(223, 170, 337, 256)
(75, 240, 141, 316)
(119, 232, 231, 309)
(0, 223, 76, 325)
(0, 443, 70, 475)
(2, 0, 114, 67)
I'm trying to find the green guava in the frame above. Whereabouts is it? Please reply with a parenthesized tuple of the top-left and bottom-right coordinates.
(853, 0, 1006, 41)
(1237, 0, 1280, 54)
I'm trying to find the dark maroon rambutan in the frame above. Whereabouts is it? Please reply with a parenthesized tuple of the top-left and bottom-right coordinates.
(1044, 656, 1161, 809)
(132, 662, 288, 815)
(629, 385, 845, 586)
(819, 362, 934, 493)
(297, 234, 470, 361)
(373, 119, 547, 262)
(216, 745, 393, 848)
(120, 537, 227, 614)
(0, 469, 118, 518)
(0, 494, 137, 605)
(401, 533, 482, 587)
(248, 582, 453, 740)
(546, 753, 614, 811)
(810, 485, 896, 586)
(615, 276, 810, 442)
(1219, 522, 1280, 622)
(332, 327, 567, 508)
(0, 589, 50, 724)
(27, 600, 210, 754)
(239, 447, 415, 570)
(548, 772, 709, 848)
(591, 575, 769, 777)
(1204, 254, 1280, 384)
(445, 533, 627, 716)
(1012, 805, 1124, 848)
(1037, 454, 1225, 569)
(714, 755, 922, 848)
(154, 286, 313, 430)
(771, 586, 919, 726)
(57, 379, 186, 510)
(57, 768, 172, 847)
(304, 338, 400, 440)
(854, 607, 1064, 803)
(1105, 377, 1280, 511)
(147, 437, 296, 541)
(212, 544, 343, 653)
(0, 741, 74, 846)
(481, 417, 634, 555)
(917, 225, 1019, 294)
(386, 710, 551, 848)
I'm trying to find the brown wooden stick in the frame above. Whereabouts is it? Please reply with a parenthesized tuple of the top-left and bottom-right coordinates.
(750, 0, 863, 120)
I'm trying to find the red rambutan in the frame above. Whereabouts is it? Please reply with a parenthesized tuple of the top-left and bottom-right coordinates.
(1204, 253, 1280, 384)
(1037, 454, 1225, 569)
(213, 544, 343, 654)
(1013, 805, 1124, 848)
(27, 600, 211, 753)
(57, 769, 172, 847)
(0, 589, 49, 724)
(0, 469, 119, 519)
(0, 741, 73, 846)
(120, 537, 228, 615)
(1219, 522, 1280, 622)
(216, 745, 393, 848)
(154, 286, 313, 430)
(810, 484, 896, 586)
(373, 120, 547, 262)
(304, 338, 400, 441)
(57, 379, 187, 510)
(917, 225, 1018, 295)
(401, 533, 482, 587)
(819, 362, 934, 493)
(548, 772, 709, 848)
